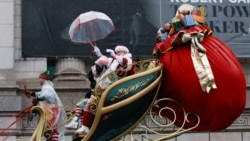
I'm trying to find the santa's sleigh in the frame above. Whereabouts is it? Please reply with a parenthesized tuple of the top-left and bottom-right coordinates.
(81, 59, 162, 141)
(30, 59, 163, 141)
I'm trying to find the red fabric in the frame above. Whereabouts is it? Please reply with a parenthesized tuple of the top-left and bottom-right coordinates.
(75, 105, 83, 117)
(45, 107, 59, 141)
(122, 57, 128, 66)
(127, 61, 136, 76)
(82, 111, 95, 127)
(51, 107, 59, 127)
(154, 25, 246, 131)
(116, 60, 135, 77)
(39, 74, 52, 81)
(51, 131, 59, 141)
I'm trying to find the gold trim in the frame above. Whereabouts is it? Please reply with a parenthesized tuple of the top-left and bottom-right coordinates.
(128, 98, 200, 141)
(29, 106, 46, 141)
(94, 59, 162, 96)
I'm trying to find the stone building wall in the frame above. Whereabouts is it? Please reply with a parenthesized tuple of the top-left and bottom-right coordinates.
(0, 0, 249, 140)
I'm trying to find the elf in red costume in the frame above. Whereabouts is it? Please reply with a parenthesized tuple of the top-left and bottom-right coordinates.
(153, 4, 246, 131)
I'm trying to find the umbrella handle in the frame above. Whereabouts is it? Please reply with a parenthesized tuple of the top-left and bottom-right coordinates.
(90, 42, 95, 48)
(86, 38, 96, 48)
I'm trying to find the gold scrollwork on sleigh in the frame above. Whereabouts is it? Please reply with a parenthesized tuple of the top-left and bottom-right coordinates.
(111, 78, 150, 101)
(125, 98, 200, 141)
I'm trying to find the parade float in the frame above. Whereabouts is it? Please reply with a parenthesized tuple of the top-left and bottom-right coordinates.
(29, 59, 163, 141)
(18, 3, 246, 141)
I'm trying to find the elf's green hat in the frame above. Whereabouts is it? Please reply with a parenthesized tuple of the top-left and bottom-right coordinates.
(39, 67, 55, 81)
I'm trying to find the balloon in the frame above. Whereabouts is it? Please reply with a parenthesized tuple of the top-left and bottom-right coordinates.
(153, 25, 246, 131)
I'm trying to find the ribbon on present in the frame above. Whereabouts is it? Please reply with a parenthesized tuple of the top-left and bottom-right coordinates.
(182, 33, 217, 93)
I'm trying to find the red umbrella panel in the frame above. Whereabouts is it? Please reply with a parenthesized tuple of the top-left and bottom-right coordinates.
(69, 11, 115, 44)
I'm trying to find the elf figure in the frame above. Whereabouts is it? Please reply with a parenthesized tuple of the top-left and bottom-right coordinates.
(65, 91, 92, 129)
(74, 56, 110, 134)
(65, 56, 105, 129)
(24, 67, 66, 141)
(66, 55, 110, 133)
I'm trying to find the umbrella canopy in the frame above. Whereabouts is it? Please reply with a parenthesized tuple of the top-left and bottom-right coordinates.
(69, 11, 115, 44)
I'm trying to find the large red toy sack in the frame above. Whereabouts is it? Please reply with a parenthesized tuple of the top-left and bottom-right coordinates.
(153, 4, 246, 131)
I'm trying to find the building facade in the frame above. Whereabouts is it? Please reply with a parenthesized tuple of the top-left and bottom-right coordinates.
(0, 0, 249, 140)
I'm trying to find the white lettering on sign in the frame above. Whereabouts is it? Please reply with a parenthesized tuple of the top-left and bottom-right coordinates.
(229, 0, 250, 3)
(168, 3, 250, 34)
(170, 0, 223, 3)
(171, 0, 250, 3)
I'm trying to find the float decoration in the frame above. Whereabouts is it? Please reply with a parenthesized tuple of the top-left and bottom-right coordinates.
(13, 4, 247, 140)
(26, 59, 201, 141)
(154, 4, 246, 131)
(127, 98, 200, 141)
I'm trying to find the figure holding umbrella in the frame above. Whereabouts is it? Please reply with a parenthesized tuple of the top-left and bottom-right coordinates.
(66, 11, 116, 134)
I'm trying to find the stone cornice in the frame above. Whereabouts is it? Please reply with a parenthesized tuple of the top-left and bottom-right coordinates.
(0, 85, 19, 91)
